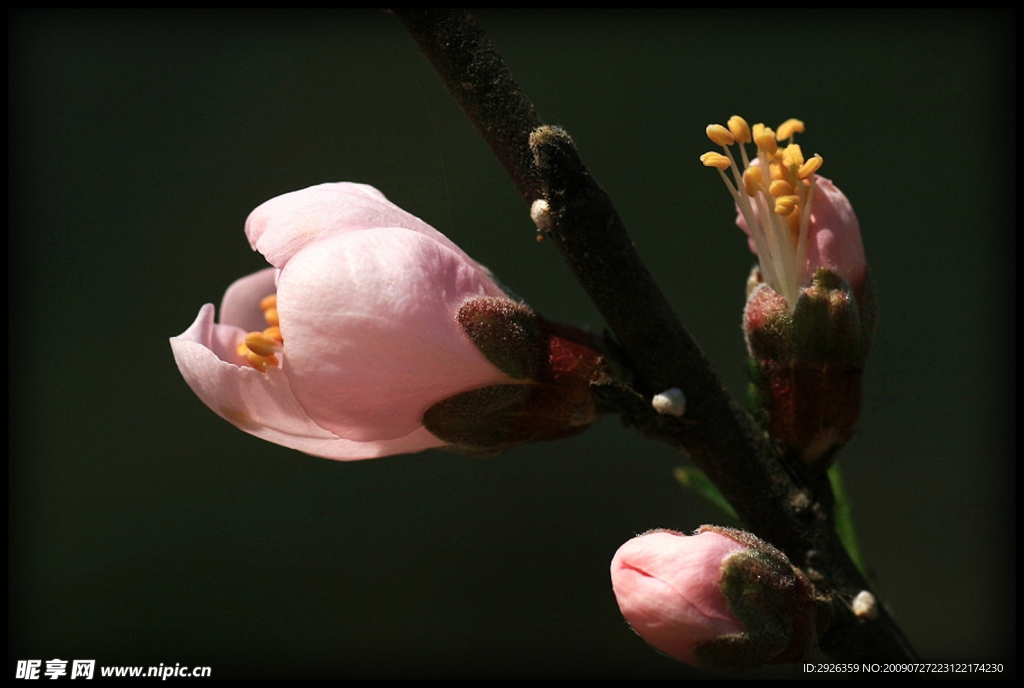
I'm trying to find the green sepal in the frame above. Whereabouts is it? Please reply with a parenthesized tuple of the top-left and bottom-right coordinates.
(422, 384, 533, 454)
(744, 357, 770, 432)
(791, 269, 865, 365)
(691, 526, 818, 671)
(435, 297, 612, 454)
(422, 381, 599, 456)
(456, 297, 544, 380)
(743, 267, 874, 471)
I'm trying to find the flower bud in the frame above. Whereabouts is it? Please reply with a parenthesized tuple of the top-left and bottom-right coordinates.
(701, 117, 876, 470)
(744, 266, 875, 469)
(170, 183, 608, 460)
(610, 527, 818, 671)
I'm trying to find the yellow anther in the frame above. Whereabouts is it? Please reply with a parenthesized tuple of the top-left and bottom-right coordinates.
(706, 124, 735, 147)
(769, 179, 794, 197)
(776, 118, 805, 141)
(728, 116, 751, 144)
(754, 127, 778, 156)
(782, 143, 805, 170)
(774, 195, 799, 216)
(244, 331, 280, 357)
(234, 292, 286, 372)
(797, 154, 823, 179)
(742, 166, 764, 196)
(246, 350, 279, 373)
(700, 152, 731, 170)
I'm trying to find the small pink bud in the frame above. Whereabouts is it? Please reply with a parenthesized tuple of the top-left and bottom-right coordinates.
(170, 183, 606, 460)
(611, 529, 745, 667)
(610, 527, 818, 671)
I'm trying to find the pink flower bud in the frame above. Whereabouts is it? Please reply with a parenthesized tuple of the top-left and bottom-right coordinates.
(170, 183, 531, 460)
(610, 527, 819, 670)
(610, 529, 747, 667)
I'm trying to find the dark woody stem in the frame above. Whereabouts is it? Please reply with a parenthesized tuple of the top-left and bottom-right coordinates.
(393, 9, 917, 663)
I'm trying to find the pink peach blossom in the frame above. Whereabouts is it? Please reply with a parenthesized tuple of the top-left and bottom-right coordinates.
(170, 183, 517, 460)
(735, 174, 866, 299)
(704, 118, 875, 471)
(702, 117, 866, 307)
(610, 529, 746, 667)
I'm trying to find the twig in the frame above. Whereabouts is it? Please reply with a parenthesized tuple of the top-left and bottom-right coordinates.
(393, 8, 917, 663)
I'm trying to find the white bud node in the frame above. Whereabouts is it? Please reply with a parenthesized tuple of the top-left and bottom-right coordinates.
(851, 590, 878, 619)
(651, 388, 686, 417)
(530, 199, 552, 232)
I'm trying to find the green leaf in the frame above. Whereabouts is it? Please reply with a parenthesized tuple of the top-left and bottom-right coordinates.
(828, 461, 868, 579)
(673, 466, 739, 522)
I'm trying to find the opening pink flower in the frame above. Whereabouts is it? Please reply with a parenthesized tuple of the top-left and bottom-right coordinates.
(701, 118, 875, 470)
(700, 117, 866, 307)
(170, 183, 520, 460)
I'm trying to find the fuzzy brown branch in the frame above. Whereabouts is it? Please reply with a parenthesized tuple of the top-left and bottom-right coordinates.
(393, 8, 917, 664)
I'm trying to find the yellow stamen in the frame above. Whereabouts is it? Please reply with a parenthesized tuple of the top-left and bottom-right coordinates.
(786, 207, 802, 234)
(246, 350, 279, 373)
(774, 195, 799, 216)
(236, 292, 285, 372)
(728, 116, 751, 144)
(700, 115, 823, 312)
(782, 143, 805, 171)
(706, 124, 734, 147)
(244, 331, 281, 357)
(754, 127, 778, 156)
(769, 179, 794, 198)
(259, 294, 277, 312)
(797, 154, 823, 180)
(776, 118, 805, 141)
(742, 166, 763, 197)
(700, 152, 731, 170)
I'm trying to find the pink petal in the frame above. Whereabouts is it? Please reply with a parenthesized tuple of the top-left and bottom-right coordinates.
(735, 173, 866, 293)
(804, 176, 866, 292)
(219, 267, 278, 334)
(277, 227, 515, 441)
(170, 304, 445, 460)
(245, 182, 471, 268)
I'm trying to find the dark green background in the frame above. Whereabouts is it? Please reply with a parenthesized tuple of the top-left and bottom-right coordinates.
(11, 10, 1014, 679)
